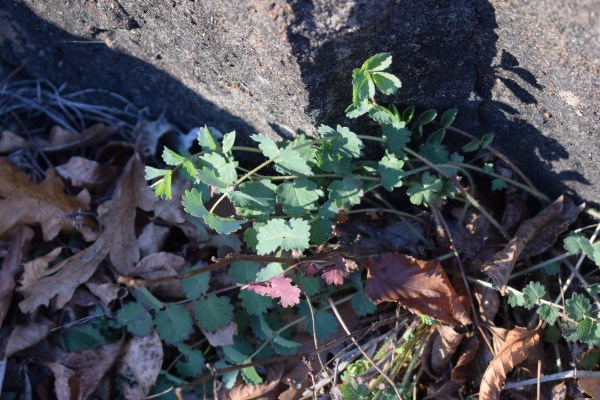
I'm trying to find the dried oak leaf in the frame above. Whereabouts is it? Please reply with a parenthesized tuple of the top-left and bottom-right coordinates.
(116, 332, 163, 399)
(48, 339, 123, 400)
(482, 195, 583, 295)
(479, 326, 540, 400)
(0, 227, 33, 327)
(17, 238, 109, 313)
(97, 154, 155, 275)
(0, 158, 96, 241)
(5, 316, 55, 358)
(365, 253, 471, 325)
(56, 156, 119, 191)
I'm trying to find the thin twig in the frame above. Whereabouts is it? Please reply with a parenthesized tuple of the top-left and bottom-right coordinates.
(327, 297, 403, 400)
(502, 369, 600, 390)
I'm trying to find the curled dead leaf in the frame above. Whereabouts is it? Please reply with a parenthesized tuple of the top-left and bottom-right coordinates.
(474, 284, 500, 323)
(480, 326, 540, 400)
(0, 158, 97, 241)
(431, 326, 466, 375)
(98, 154, 156, 276)
(56, 156, 119, 191)
(365, 253, 471, 325)
(5, 316, 55, 358)
(17, 238, 109, 313)
(134, 252, 186, 298)
(482, 196, 583, 295)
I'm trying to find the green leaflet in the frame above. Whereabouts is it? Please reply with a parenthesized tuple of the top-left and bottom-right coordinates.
(328, 176, 363, 209)
(231, 180, 277, 220)
(154, 304, 194, 345)
(250, 133, 313, 176)
(378, 153, 405, 191)
(276, 178, 320, 217)
(117, 302, 153, 337)
(197, 125, 218, 151)
(371, 72, 401, 95)
(194, 294, 234, 331)
(317, 124, 363, 159)
(361, 52, 392, 72)
(255, 218, 311, 255)
(182, 188, 245, 234)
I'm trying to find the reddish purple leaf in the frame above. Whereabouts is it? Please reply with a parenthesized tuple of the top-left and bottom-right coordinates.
(244, 276, 301, 308)
(321, 256, 354, 286)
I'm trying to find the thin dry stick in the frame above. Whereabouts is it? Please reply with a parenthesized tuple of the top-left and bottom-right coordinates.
(537, 359, 541, 400)
(295, 272, 326, 373)
(554, 221, 600, 304)
(326, 297, 403, 400)
(431, 206, 495, 354)
(502, 370, 600, 390)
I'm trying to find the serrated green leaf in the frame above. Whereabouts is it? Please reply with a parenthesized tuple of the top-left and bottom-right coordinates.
(318, 125, 363, 159)
(145, 166, 169, 180)
(181, 265, 210, 300)
(378, 153, 405, 191)
(199, 152, 238, 186)
(565, 293, 592, 322)
(543, 261, 560, 276)
(361, 53, 392, 72)
(480, 133, 495, 149)
(231, 180, 277, 220)
(345, 100, 372, 119)
(182, 188, 209, 218)
(588, 284, 600, 296)
(162, 146, 186, 166)
(61, 324, 106, 352)
(150, 170, 172, 199)
(352, 292, 377, 317)
(154, 304, 194, 345)
(117, 303, 153, 337)
(305, 311, 338, 340)
(276, 178, 320, 217)
(182, 189, 245, 234)
(182, 160, 197, 179)
(578, 318, 595, 344)
(491, 178, 508, 191)
(310, 216, 333, 245)
(523, 281, 546, 310)
(537, 304, 559, 324)
(244, 226, 259, 252)
(222, 131, 236, 153)
(407, 172, 443, 206)
(197, 126, 218, 151)
(419, 142, 449, 164)
(241, 360, 263, 385)
(297, 274, 321, 297)
(328, 176, 363, 209)
(231, 261, 263, 284)
(416, 109, 437, 126)
(508, 291, 525, 307)
(368, 104, 398, 124)
(275, 146, 313, 176)
(564, 233, 593, 256)
(175, 348, 205, 379)
(316, 141, 352, 174)
(194, 294, 234, 331)
(352, 70, 374, 104)
(371, 72, 401, 95)
(251, 133, 279, 158)
(195, 168, 229, 189)
(441, 108, 458, 126)
(255, 218, 310, 255)
(239, 290, 273, 315)
(256, 263, 284, 281)
(382, 123, 410, 157)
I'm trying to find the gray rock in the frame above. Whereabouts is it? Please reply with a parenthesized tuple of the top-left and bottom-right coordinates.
(0, 0, 597, 204)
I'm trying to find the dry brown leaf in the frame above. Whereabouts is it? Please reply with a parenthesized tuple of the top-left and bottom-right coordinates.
(365, 253, 471, 325)
(424, 380, 461, 400)
(97, 154, 155, 275)
(5, 316, 55, 358)
(134, 252, 186, 298)
(47, 362, 76, 400)
(482, 196, 583, 294)
(500, 188, 528, 232)
(117, 332, 163, 399)
(202, 322, 237, 347)
(479, 326, 540, 400)
(432, 326, 466, 374)
(551, 381, 566, 400)
(579, 377, 600, 399)
(138, 223, 170, 257)
(38, 124, 117, 152)
(85, 281, 127, 306)
(474, 284, 500, 323)
(0, 227, 33, 327)
(19, 247, 63, 290)
(451, 335, 480, 383)
(56, 156, 119, 191)
(0, 158, 97, 241)
(226, 365, 283, 400)
(0, 130, 26, 153)
(17, 238, 109, 313)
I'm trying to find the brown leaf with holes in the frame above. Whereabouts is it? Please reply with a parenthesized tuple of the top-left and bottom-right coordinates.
(0, 158, 97, 241)
(48, 339, 123, 400)
(482, 196, 583, 294)
(97, 154, 155, 275)
(17, 238, 109, 313)
(479, 326, 540, 400)
(0, 227, 33, 327)
(5, 316, 55, 357)
(117, 332, 163, 399)
(365, 253, 471, 325)
(56, 156, 119, 191)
